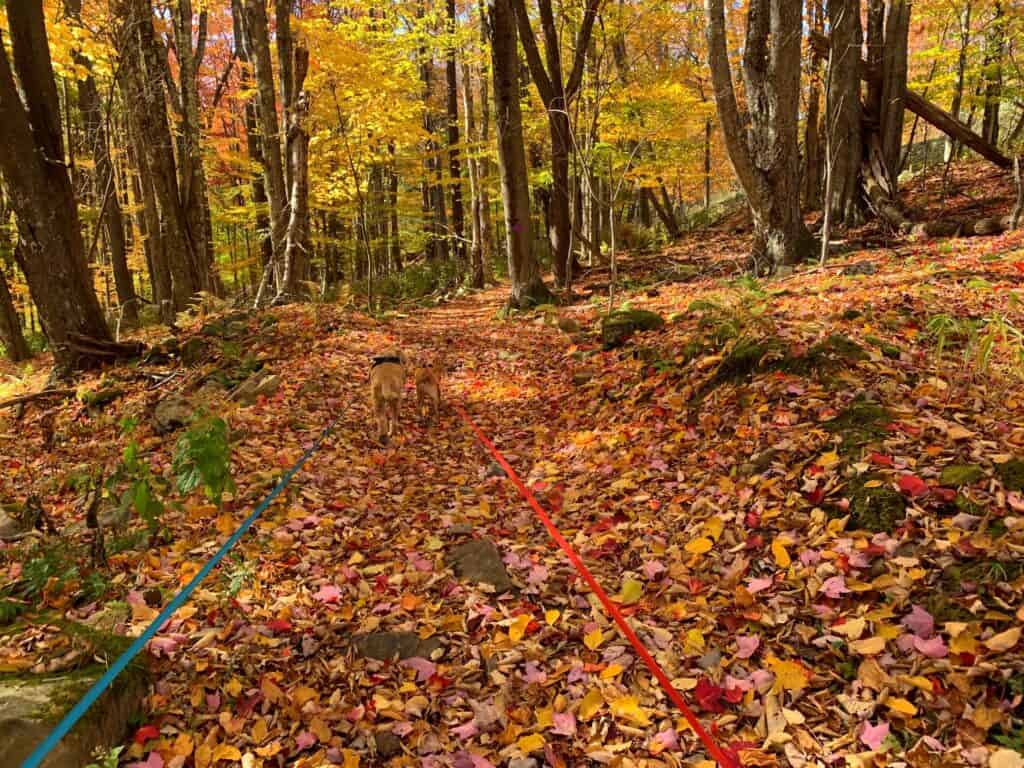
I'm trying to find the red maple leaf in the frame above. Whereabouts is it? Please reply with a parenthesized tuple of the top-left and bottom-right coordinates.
(694, 676, 726, 713)
(898, 474, 929, 497)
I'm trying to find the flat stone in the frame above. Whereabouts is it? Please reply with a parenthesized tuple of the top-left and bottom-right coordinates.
(0, 504, 31, 543)
(153, 395, 193, 433)
(557, 316, 580, 334)
(843, 261, 878, 276)
(232, 370, 281, 405)
(600, 309, 665, 350)
(0, 667, 146, 768)
(353, 632, 444, 661)
(446, 539, 513, 593)
(444, 523, 474, 537)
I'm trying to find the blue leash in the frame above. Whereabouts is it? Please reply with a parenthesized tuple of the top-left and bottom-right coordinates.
(20, 413, 344, 768)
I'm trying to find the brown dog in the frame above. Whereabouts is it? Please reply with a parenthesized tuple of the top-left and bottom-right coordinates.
(414, 354, 442, 424)
(369, 350, 408, 444)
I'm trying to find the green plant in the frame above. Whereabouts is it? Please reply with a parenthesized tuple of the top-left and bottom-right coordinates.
(224, 555, 256, 597)
(106, 441, 166, 536)
(85, 745, 124, 768)
(173, 416, 234, 507)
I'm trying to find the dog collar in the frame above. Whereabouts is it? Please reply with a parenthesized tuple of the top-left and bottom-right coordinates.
(371, 355, 403, 368)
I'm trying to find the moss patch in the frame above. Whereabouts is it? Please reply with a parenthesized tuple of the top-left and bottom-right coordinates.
(601, 309, 665, 349)
(996, 459, 1024, 491)
(845, 475, 906, 533)
(825, 399, 892, 453)
(940, 464, 985, 487)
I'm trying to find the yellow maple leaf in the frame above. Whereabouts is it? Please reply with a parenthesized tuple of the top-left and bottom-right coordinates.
(509, 614, 531, 642)
(818, 450, 840, 467)
(619, 578, 644, 605)
(600, 664, 623, 679)
(832, 617, 867, 640)
(583, 628, 604, 650)
(984, 626, 1022, 653)
(771, 538, 791, 568)
(685, 536, 713, 555)
(545, 609, 560, 625)
(212, 744, 242, 762)
(702, 517, 724, 541)
(849, 636, 887, 655)
(610, 695, 652, 726)
(579, 688, 604, 720)
(535, 707, 553, 728)
(767, 656, 810, 693)
(517, 733, 545, 752)
(684, 628, 706, 655)
(886, 697, 918, 716)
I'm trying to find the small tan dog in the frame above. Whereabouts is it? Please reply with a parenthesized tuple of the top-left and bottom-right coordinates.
(413, 354, 442, 424)
(369, 350, 408, 444)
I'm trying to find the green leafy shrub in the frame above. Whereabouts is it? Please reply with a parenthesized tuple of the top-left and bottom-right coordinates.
(173, 416, 234, 507)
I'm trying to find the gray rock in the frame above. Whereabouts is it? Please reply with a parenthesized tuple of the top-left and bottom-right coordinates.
(0, 667, 146, 768)
(374, 731, 403, 759)
(0, 504, 31, 543)
(232, 370, 281, 405)
(485, 462, 507, 479)
(446, 539, 513, 593)
(843, 261, 878, 276)
(353, 632, 444, 661)
(153, 395, 193, 433)
(445, 523, 474, 537)
(557, 316, 580, 334)
(600, 309, 664, 350)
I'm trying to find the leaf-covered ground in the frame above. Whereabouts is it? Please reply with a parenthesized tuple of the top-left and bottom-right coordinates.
(4, 175, 1024, 768)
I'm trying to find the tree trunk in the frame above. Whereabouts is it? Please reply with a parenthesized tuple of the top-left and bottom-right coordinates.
(511, 0, 600, 289)
(476, 1, 496, 273)
(461, 60, 485, 288)
(488, 0, 552, 307)
(802, 0, 825, 211)
(240, 0, 288, 304)
(387, 142, 402, 270)
(118, 0, 197, 313)
(825, 0, 864, 227)
(876, 0, 910, 186)
(0, 0, 111, 373)
(64, 0, 138, 324)
(446, 0, 467, 267)
(981, 0, 1003, 146)
(280, 48, 310, 300)
(703, 117, 712, 210)
(705, 0, 813, 268)
(946, 1, 971, 161)
(173, 0, 216, 295)
(0, 268, 30, 362)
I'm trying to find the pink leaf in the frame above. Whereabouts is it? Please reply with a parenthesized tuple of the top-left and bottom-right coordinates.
(401, 656, 437, 682)
(735, 635, 761, 659)
(901, 605, 935, 639)
(799, 549, 821, 566)
(451, 719, 479, 740)
(641, 560, 666, 580)
(522, 661, 547, 684)
(859, 721, 890, 751)
(913, 635, 948, 658)
(295, 730, 317, 750)
(127, 752, 165, 768)
(746, 576, 774, 594)
(392, 722, 414, 737)
(651, 727, 679, 751)
(147, 636, 179, 658)
(821, 575, 849, 599)
(313, 584, 341, 604)
(551, 711, 577, 736)
(527, 564, 548, 585)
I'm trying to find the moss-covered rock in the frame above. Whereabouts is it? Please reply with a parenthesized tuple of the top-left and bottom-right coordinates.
(0, 664, 147, 768)
(601, 309, 665, 349)
(995, 459, 1024, 491)
(940, 464, 985, 487)
(180, 337, 209, 365)
(825, 398, 892, 453)
(845, 475, 907, 533)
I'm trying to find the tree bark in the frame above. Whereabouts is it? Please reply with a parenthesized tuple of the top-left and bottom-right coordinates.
(876, 0, 910, 186)
(117, 0, 198, 313)
(0, 1, 112, 373)
(802, 0, 824, 211)
(462, 60, 485, 288)
(0, 268, 30, 362)
(240, 0, 288, 304)
(705, 0, 813, 267)
(981, 0, 1003, 146)
(446, 0, 467, 267)
(280, 48, 310, 300)
(946, 1, 971, 161)
(511, 0, 600, 289)
(173, 0, 216, 294)
(825, 0, 864, 227)
(487, 0, 552, 307)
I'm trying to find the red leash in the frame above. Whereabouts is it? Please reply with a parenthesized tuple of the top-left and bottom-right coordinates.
(453, 403, 738, 768)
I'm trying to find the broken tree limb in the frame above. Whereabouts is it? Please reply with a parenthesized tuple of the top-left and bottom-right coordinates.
(810, 30, 1012, 170)
(67, 333, 146, 361)
(0, 389, 75, 410)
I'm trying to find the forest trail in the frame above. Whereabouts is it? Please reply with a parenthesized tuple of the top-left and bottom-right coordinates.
(6, 220, 1024, 767)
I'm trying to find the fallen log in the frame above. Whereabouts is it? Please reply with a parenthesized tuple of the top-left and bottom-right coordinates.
(0, 389, 75, 410)
(809, 30, 1012, 169)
